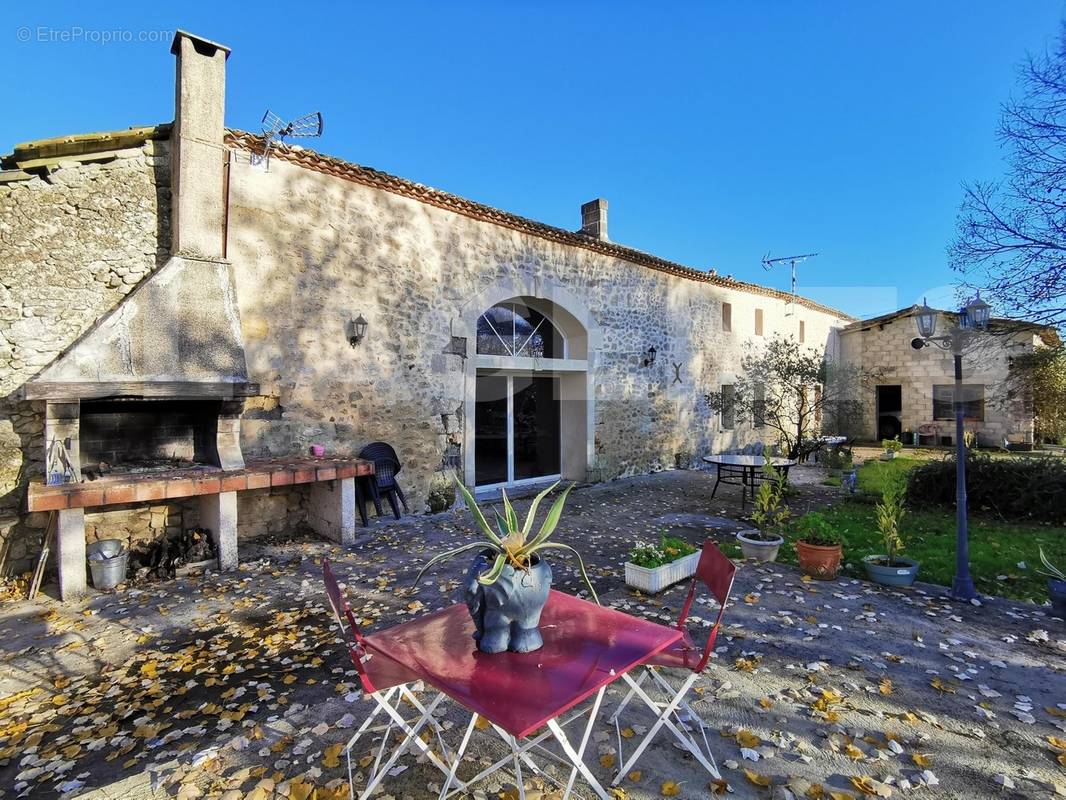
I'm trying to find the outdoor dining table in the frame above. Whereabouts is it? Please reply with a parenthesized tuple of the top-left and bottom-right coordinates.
(363, 589, 683, 800)
(702, 453, 797, 507)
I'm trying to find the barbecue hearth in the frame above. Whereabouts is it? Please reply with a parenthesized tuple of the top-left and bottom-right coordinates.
(80, 398, 225, 479)
(43, 391, 249, 486)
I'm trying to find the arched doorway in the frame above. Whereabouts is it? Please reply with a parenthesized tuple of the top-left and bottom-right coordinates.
(459, 284, 594, 492)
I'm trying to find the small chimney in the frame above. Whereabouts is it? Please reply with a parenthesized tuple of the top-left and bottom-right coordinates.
(170, 30, 230, 259)
(580, 198, 608, 241)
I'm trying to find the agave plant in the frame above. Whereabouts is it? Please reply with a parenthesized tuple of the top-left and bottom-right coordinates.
(1039, 547, 1066, 581)
(415, 477, 599, 603)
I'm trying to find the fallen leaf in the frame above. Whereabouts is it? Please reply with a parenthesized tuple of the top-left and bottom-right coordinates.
(912, 752, 932, 768)
(599, 754, 616, 769)
(929, 677, 955, 694)
(322, 744, 343, 768)
(744, 769, 772, 787)
(736, 729, 761, 748)
(628, 770, 642, 782)
(661, 779, 682, 796)
(620, 727, 636, 739)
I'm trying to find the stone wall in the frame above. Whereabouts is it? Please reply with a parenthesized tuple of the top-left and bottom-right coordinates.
(0, 135, 850, 577)
(838, 312, 1038, 445)
(225, 148, 849, 506)
(0, 141, 170, 573)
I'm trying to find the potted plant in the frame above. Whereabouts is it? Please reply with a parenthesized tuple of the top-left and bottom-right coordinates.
(415, 479, 597, 654)
(824, 445, 853, 478)
(862, 477, 919, 586)
(736, 463, 790, 562)
(880, 436, 903, 460)
(1038, 547, 1066, 617)
(793, 512, 844, 580)
(624, 534, 700, 593)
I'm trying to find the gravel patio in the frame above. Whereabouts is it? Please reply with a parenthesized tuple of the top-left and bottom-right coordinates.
(2, 467, 1065, 799)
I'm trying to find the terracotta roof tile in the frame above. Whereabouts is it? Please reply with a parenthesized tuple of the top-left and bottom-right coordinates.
(225, 130, 852, 320)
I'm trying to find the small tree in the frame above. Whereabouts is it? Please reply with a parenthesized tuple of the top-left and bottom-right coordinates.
(705, 336, 874, 460)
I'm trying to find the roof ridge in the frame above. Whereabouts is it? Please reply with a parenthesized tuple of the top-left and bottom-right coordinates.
(224, 130, 854, 321)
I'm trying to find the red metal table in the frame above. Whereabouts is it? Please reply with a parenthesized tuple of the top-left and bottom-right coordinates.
(363, 589, 682, 800)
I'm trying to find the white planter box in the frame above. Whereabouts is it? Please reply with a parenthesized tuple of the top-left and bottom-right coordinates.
(624, 551, 700, 593)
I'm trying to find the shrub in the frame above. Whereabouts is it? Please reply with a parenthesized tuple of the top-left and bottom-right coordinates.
(906, 454, 1066, 524)
(793, 511, 844, 547)
(751, 462, 791, 540)
(873, 475, 908, 566)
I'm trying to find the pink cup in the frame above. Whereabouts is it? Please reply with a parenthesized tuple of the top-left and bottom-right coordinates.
(310, 443, 325, 458)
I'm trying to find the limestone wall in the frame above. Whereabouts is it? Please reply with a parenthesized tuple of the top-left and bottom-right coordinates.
(838, 313, 1037, 445)
(225, 150, 849, 505)
(0, 142, 170, 573)
(0, 137, 849, 577)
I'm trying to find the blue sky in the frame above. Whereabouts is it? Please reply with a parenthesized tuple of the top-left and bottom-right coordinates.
(3, 2, 1062, 319)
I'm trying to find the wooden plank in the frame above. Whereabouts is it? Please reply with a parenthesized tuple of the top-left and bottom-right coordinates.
(23, 381, 260, 400)
(28, 512, 57, 600)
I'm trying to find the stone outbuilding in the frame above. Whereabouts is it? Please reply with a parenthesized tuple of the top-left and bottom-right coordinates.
(837, 306, 1053, 447)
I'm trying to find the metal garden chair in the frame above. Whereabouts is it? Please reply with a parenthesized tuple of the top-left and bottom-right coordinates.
(358, 442, 410, 520)
(608, 540, 737, 784)
(322, 560, 461, 799)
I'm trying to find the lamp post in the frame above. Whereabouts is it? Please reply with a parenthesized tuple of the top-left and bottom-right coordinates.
(910, 293, 992, 601)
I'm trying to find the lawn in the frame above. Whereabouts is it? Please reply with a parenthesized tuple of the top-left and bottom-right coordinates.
(793, 502, 1062, 601)
(722, 455, 1066, 603)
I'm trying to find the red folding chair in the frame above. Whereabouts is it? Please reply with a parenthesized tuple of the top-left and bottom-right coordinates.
(609, 540, 737, 783)
(322, 560, 462, 799)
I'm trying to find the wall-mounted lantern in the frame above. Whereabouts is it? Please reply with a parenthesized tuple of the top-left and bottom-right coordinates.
(348, 314, 369, 348)
(642, 346, 657, 367)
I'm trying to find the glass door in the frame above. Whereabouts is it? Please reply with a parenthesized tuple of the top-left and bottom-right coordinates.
(474, 372, 561, 488)
(474, 374, 509, 487)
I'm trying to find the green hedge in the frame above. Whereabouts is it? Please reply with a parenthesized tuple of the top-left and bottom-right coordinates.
(906, 454, 1066, 524)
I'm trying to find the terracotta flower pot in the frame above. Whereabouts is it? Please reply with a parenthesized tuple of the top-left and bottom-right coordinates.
(795, 540, 842, 580)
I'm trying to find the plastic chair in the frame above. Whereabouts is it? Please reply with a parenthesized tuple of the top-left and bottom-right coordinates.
(609, 540, 737, 783)
(322, 560, 460, 798)
(358, 442, 410, 520)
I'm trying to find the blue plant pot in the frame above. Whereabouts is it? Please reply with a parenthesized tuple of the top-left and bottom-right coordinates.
(1049, 579, 1066, 619)
(462, 550, 552, 654)
(863, 555, 919, 587)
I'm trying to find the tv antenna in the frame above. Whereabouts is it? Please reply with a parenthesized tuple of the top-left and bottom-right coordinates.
(762, 251, 818, 313)
(251, 110, 324, 168)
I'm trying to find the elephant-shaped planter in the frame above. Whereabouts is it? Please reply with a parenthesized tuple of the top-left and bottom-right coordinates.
(462, 550, 552, 653)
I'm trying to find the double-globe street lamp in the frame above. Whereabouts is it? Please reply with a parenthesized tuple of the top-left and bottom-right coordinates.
(910, 293, 993, 601)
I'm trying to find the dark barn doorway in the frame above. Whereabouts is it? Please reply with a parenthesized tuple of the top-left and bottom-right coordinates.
(875, 385, 903, 440)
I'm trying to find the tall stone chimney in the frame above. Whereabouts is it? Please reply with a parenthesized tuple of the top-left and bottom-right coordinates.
(170, 30, 230, 259)
(580, 198, 608, 241)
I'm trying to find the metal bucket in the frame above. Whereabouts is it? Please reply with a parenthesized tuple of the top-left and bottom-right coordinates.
(87, 539, 128, 590)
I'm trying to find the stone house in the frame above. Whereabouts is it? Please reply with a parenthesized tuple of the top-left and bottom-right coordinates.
(4, 30, 1001, 583)
(838, 306, 1051, 447)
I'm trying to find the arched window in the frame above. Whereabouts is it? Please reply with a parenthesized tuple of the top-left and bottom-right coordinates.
(476, 301, 564, 358)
